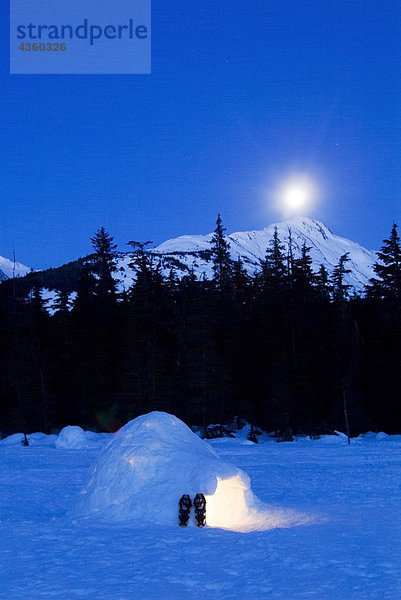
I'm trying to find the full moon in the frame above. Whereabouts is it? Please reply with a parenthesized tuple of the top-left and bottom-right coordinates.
(272, 174, 318, 218)
(283, 184, 310, 211)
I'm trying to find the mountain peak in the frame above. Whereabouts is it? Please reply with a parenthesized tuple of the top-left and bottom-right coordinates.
(260, 216, 331, 239)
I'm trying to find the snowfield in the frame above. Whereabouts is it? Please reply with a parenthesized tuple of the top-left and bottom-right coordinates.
(0, 426, 400, 599)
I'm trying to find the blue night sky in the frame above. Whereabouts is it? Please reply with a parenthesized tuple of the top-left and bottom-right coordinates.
(1, 0, 401, 269)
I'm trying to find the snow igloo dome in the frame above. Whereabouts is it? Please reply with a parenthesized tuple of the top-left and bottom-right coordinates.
(73, 411, 272, 532)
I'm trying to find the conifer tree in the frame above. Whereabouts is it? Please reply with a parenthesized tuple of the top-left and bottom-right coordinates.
(72, 229, 120, 425)
(0, 291, 35, 433)
(52, 289, 72, 316)
(210, 214, 233, 290)
(125, 240, 172, 414)
(127, 240, 153, 274)
(48, 288, 75, 426)
(27, 281, 51, 433)
(330, 253, 362, 442)
(232, 256, 249, 295)
(166, 267, 179, 292)
(316, 264, 331, 299)
(74, 263, 96, 313)
(369, 223, 401, 301)
(30, 281, 49, 319)
(89, 227, 118, 299)
(287, 227, 295, 281)
(293, 242, 315, 290)
(260, 227, 287, 288)
(332, 253, 351, 304)
(127, 240, 164, 306)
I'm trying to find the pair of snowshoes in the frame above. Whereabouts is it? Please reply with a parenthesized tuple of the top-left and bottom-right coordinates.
(179, 493, 206, 528)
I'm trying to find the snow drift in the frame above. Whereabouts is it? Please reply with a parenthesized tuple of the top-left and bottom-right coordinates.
(56, 426, 92, 449)
(55, 426, 109, 449)
(73, 411, 302, 532)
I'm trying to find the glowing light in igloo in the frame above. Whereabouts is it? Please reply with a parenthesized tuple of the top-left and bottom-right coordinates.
(205, 476, 251, 529)
(205, 475, 315, 533)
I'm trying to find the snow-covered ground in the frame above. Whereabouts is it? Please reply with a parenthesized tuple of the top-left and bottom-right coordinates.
(0, 428, 400, 599)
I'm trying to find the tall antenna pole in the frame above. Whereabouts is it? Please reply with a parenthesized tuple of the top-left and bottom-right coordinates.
(12, 249, 16, 298)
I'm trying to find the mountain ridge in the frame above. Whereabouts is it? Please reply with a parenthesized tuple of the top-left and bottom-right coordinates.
(0, 217, 378, 294)
(147, 217, 376, 292)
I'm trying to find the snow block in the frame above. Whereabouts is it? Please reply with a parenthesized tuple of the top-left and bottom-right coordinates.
(73, 411, 266, 530)
(56, 426, 91, 449)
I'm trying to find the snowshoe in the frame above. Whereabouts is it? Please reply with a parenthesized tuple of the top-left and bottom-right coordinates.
(194, 493, 206, 528)
(178, 494, 192, 527)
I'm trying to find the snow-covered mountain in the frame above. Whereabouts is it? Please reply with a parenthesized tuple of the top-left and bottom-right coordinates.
(0, 217, 378, 294)
(125, 217, 375, 293)
(0, 255, 31, 281)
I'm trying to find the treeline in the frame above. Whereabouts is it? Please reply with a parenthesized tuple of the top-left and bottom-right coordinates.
(0, 218, 400, 437)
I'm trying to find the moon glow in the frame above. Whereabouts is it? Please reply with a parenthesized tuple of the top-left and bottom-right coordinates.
(272, 174, 318, 218)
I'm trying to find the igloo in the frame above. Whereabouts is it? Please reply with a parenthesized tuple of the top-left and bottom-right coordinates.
(73, 411, 278, 532)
